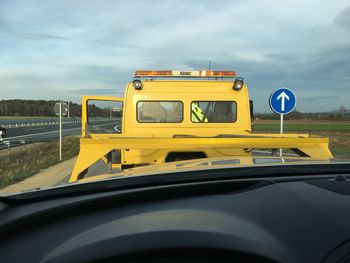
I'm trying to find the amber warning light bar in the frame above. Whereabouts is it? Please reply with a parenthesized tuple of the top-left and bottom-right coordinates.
(135, 70, 236, 78)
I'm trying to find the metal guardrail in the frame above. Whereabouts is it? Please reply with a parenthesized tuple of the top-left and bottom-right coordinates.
(0, 118, 118, 128)
(1, 120, 81, 128)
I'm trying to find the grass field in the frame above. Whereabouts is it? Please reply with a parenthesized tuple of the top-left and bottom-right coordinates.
(254, 120, 350, 159)
(254, 123, 350, 132)
(0, 137, 79, 189)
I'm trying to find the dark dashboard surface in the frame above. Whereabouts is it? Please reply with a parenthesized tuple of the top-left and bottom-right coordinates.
(1, 173, 350, 263)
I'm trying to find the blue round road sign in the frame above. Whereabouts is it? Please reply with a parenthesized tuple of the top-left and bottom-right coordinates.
(269, 88, 296, 114)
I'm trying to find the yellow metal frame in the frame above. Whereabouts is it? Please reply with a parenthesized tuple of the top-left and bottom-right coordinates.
(70, 135, 332, 182)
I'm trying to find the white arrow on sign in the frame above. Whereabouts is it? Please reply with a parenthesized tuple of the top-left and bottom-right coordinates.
(277, 91, 290, 111)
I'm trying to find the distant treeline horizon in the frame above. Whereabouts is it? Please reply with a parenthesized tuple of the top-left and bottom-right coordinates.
(0, 99, 123, 118)
(255, 105, 349, 121)
(0, 99, 348, 120)
(0, 100, 82, 117)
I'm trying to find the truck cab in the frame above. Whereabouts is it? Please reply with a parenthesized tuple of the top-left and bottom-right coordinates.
(121, 70, 251, 167)
(84, 70, 253, 169)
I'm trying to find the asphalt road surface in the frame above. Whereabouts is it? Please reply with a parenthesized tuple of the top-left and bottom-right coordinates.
(0, 123, 82, 150)
(5, 123, 81, 139)
(0, 118, 121, 150)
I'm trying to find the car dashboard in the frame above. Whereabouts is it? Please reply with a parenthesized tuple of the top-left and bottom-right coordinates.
(1, 166, 350, 263)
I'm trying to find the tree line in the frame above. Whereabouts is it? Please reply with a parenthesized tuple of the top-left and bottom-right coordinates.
(0, 99, 347, 120)
(255, 106, 350, 121)
(0, 100, 122, 118)
(0, 100, 82, 117)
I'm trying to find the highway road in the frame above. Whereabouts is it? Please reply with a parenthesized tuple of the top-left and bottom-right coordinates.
(0, 118, 121, 150)
(4, 123, 81, 139)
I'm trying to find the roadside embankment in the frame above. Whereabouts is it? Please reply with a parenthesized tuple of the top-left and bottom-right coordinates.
(0, 137, 79, 190)
(0, 156, 76, 195)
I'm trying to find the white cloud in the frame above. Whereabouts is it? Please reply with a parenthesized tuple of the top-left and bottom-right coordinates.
(0, 0, 349, 111)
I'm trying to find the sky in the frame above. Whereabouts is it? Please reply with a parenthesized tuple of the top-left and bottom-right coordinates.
(0, 0, 349, 113)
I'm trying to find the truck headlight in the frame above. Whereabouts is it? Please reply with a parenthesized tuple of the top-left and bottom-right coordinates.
(132, 79, 143, 90)
(233, 77, 244, 90)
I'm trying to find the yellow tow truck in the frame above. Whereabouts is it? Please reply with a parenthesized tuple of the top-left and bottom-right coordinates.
(70, 70, 333, 182)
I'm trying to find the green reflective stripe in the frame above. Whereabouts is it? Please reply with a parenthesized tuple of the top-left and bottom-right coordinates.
(191, 110, 202, 122)
(192, 104, 203, 122)
(191, 104, 208, 122)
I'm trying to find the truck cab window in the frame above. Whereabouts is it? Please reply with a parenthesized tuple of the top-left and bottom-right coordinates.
(137, 101, 183, 123)
(191, 101, 237, 123)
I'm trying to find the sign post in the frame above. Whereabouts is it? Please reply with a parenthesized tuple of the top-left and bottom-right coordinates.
(59, 103, 62, 160)
(54, 102, 68, 161)
(269, 88, 296, 157)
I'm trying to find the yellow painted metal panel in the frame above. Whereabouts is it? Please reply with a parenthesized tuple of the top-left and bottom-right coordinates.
(70, 136, 332, 182)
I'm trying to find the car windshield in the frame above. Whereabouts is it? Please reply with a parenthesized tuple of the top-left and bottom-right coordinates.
(0, 1, 349, 196)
